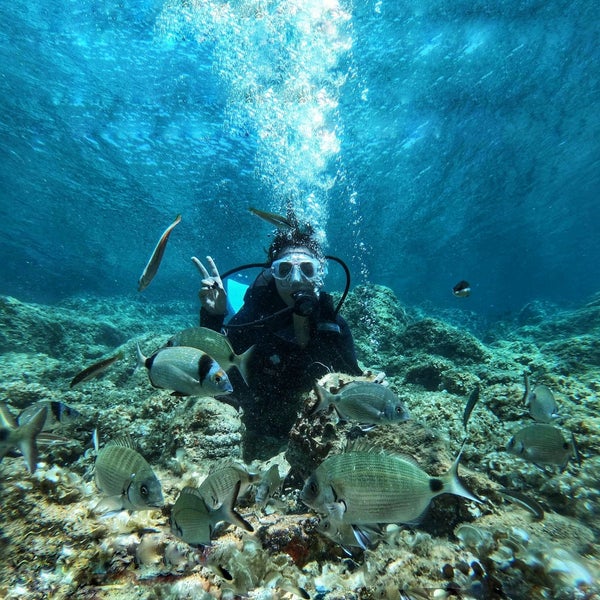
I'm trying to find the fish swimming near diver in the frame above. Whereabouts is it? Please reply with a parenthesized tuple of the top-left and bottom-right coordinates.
(311, 380, 410, 426)
(137, 213, 182, 292)
(522, 372, 559, 423)
(170, 481, 253, 547)
(18, 400, 81, 431)
(198, 459, 259, 510)
(249, 206, 295, 230)
(94, 436, 164, 511)
(506, 424, 579, 471)
(136, 343, 233, 397)
(301, 441, 480, 526)
(452, 280, 471, 297)
(166, 327, 254, 386)
(0, 402, 47, 474)
(255, 463, 285, 507)
(70, 350, 124, 388)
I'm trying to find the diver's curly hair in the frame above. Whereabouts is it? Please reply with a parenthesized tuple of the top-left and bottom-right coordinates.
(266, 212, 324, 264)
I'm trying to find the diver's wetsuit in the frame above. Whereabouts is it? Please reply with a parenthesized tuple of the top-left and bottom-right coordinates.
(201, 269, 361, 457)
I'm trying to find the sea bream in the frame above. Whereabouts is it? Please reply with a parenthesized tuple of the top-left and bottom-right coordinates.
(166, 326, 254, 386)
(301, 443, 479, 526)
(170, 482, 253, 547)
(0, 402, 47, 473)
(136, 344, 233, 397)
(311, 380, 410, 426)
(522, 373, 559, 423)
(94, 437, 163, 511)
(506, 423, 579, 470)
(198, 459, 259, 509)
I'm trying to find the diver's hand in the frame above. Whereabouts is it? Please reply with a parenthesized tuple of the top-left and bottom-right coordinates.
(192, 255, 227, 315)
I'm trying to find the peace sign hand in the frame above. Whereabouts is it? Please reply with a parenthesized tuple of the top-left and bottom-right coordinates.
(192, 255, 227, 315)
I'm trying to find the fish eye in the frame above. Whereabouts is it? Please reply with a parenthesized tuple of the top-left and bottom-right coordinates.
(215, 374, 222, 383)
(310, 481, 319, 494)
(395, 406, 403, 414)
(140, 484, 149, 497)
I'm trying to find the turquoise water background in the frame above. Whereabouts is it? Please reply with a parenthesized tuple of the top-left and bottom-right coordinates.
(1, 0, 598, 317)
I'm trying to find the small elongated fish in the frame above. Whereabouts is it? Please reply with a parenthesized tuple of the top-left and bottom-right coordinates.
(136, 344, 233, 397)
(70, 350, 124, 388)
(198, 459, 259, 510)
(301, 442, 479, 526)
(522, 373, 559, 423)
(167, 327, 254, 386)
(255, 464, 284, 506)
(463, 384, 480, 430)
(138, 214, 181, 292)
(94, 437, 164, 511)
(506, 424, 578, 470)
(311, 381, 410, 426)
(0, 402, 47, 473)
(498, 488, 545, 521)
(170, 481, 253, 547)
(18, 400, 81, 431)
(249, 206, 294, 230)
(452, 280, 471, 297)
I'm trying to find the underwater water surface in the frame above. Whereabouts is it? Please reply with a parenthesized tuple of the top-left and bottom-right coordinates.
(1, 1, 599, 599)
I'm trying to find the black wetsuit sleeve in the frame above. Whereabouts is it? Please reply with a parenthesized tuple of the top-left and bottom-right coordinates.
(200, 308, 226, 332)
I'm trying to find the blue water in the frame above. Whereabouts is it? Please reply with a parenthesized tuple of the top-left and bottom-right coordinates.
(1, 0, 598, 321)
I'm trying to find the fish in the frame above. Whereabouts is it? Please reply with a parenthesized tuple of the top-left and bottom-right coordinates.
(498, 488, 545, 521)
(136, 344, 233, 397)
(301, 441, 479, 526)
(311, 381, 410, 426)
(137, 213, 181, 292)
(522, 373, 559, 423)
(70, 350, 124, 388)
(462, 384, 480, 430)
(249, 206, 294, 230)
(94, 437, 164, 511)
(0, 402, 48, 473)
(170, 481, 253, 547)
(452, 280, 471, 297)
(506, 424, 578, 470)
(255, 464, 285, 506)
(316, 516, 383, 553)
(166, 327, 254, 386)
(18, 400, 81, 431)
(198, 459, 259, 510)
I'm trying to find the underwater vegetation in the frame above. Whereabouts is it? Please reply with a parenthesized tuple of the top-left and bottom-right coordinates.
(0, 286, 599, 599)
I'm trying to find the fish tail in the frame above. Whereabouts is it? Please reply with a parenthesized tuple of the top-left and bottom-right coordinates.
(310, 383, 334, 416)
(17, 405, 47, 473)
(135, 343, 147, 372)
(440, 439, 481, 504)
(216, 480, 254, 533)
(235, 344, 255, 386)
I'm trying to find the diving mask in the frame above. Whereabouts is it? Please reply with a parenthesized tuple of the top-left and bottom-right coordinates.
(271, 254, 326, 283)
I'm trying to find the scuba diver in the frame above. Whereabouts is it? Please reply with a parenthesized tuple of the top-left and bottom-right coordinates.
(193, 209, 362, 459)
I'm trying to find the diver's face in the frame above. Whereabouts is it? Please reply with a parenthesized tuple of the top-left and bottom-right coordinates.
(271, 247, 325, 305)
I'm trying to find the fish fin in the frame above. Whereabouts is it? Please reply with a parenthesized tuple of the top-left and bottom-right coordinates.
(170, 391, 190, 397)
(107, 436, 137, 450)
(216, 480, 254, 532)
(16, 406, 47, 473)
(235, 344, 255, 386)
(310, 383, 334, 416)
(325, 499, 347, 521)
(440, 439, 481, 504)
(0, 401, 18, 429)
(135, 343, 147, 372)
